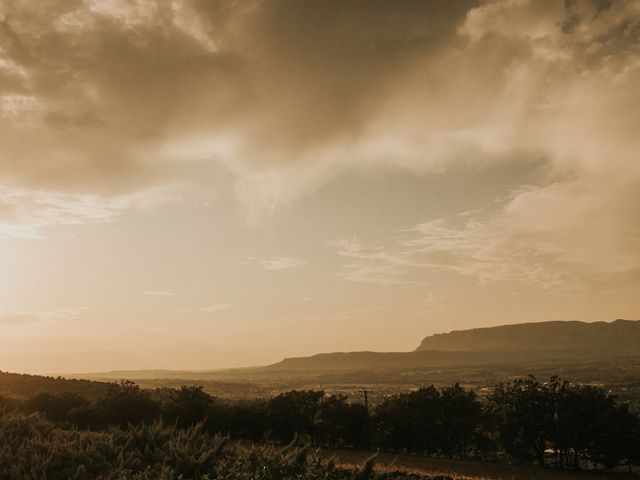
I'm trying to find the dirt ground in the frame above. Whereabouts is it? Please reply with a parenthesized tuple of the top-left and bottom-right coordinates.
(318, 448, 638, 480)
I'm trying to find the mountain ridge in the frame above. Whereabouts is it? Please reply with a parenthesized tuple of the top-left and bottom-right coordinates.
(415, 318, 640, 353)
(42, 319, 640, 380)
(257, 318, 640, 373)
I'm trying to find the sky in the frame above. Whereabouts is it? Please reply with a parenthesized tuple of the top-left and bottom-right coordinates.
(0, 0, 639, 374)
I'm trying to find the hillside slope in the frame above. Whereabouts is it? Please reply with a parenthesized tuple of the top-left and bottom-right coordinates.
(0, 371, 111, 400)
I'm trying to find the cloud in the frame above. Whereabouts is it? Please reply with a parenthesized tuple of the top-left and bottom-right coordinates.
(0, 183, 174, 238)
(143, 290, 174, 296)
(0, 0, 482, 212)
(279, 306, 382, 327)
(0, 308, 85, 325)
(199, 304, 233, 313)
(260, 257, 307, 271)
(0, 313, 39, 325)
(0, 185, 130, 238)
(0, 0, 638, 267)
(177, 304, 234, 313)
(332, 177, 640, 292)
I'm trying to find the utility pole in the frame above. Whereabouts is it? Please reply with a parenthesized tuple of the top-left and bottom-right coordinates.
(360, 389, 369, 411)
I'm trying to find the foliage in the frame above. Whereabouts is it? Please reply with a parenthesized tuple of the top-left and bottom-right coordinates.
(316, 395, 370, 449)
(489, 376, 640, 469)
(374, 385, 483, 457)
(0, 411, 446, 480)
(267, 390, 324, 444)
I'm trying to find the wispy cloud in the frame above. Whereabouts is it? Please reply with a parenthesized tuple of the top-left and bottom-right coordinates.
(0, 308, 85, 326)
(0, 314, 40, 326)
(260, 257, 307, 271)
(0, 187, 129, 239)
(331, 180, 640, 292)
(279, 306, 382, 327)
(199, 304, 234, 313)
(0, 185, 173, 239)
(177, 304, 234, 314)
(143, 290, 175, 297)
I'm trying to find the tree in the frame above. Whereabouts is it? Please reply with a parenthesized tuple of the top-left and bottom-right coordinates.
(489, 376, 554, 465)
(162, 385, 215, 429)
(96, 380, 160, 427)
(267, 390, 324, 444)
(406, 386, 442, 455)
(226, 400, 268, 441)
(373, 394, 413, 453)
(439, 384, 483, 458)
(316, 395, 370, 448)
(552, 382, 639, 469)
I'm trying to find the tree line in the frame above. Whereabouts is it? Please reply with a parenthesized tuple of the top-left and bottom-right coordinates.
(2, 376, 639, 472)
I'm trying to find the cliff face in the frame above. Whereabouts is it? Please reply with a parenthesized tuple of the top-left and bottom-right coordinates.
(415, 319, 640, 354)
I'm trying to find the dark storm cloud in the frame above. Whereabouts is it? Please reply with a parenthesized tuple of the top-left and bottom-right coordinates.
(0, 0, 477, 191)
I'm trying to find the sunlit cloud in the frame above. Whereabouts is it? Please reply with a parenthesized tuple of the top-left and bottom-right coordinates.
(280, 306, 382, 327)
(0, 186, 128, 239)
(1, 0, 638, 219)
(260, 257, 307, 271)
(177, 304, 234, 314)
(0, 309, 85, 326)
(143, 290, 175, 297)
(0, 183, 178, 238)
(331, 178, 640, 293)
(199, 304, 234, 313)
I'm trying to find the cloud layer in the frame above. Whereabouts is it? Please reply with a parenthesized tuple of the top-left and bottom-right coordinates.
(1, 0, 639, 294)
(1, 0, 638, 186)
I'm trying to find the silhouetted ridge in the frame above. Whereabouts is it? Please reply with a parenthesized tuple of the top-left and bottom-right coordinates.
(260, 319, 640, 373)
(415, 318, 640, 353)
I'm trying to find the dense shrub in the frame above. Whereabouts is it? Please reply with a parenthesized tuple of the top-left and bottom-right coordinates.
(0, 411, 444, 480)
(24, 392, 89, 423)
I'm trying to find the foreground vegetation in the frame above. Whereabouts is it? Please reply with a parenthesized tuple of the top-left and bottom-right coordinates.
(0, 412, 448, 480)
(1, 376, 639, 477)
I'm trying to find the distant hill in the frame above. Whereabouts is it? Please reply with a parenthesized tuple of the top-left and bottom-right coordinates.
(261, 350, 533, 373)
(0, 371, 111, 401)
(50, 319, 640, 387)
(416, 319, 640, 354)
(256, 319, 640, 374)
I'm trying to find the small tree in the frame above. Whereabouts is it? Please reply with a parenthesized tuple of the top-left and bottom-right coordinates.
(163, 385, 215, 429)
(96, 380, 160, 427)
